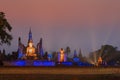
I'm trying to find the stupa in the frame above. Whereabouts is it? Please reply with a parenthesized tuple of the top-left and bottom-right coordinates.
(18, 28, 43, 60)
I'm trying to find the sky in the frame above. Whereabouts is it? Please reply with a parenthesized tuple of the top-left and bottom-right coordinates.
(0, 0, 120, 56)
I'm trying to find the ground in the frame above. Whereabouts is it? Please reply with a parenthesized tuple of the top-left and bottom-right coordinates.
(0, 67, 120, 80)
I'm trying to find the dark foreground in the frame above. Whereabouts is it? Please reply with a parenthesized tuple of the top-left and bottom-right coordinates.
(0, 74, 120, 80)
(0, 67, 120, 80)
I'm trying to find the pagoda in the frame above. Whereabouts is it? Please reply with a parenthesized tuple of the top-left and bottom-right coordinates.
(26, 28, 37, 59)
(17, 28, 43, 60)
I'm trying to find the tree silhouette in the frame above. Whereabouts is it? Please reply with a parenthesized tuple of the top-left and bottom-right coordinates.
(65, 46, 71, 56)
(89, 44, 120, 65)
(78, 49, 84, 61)
(100, 45, 118, 62)
(44, 52, 48, 60)
(0, 12, 12, 45)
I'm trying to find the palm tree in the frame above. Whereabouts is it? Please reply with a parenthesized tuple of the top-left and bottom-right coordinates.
(0, 12, 12, 45)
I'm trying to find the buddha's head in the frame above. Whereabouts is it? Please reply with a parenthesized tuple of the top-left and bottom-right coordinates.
(60, 48, 64, 54)
(29, 42, 33, 47)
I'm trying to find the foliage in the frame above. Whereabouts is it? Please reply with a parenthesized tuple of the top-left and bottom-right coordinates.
(0, 12, 12, 45)
(89, 44, 120, 64)
(65, 46, 71, 55)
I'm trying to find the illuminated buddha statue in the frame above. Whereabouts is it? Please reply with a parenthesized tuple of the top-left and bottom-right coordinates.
(60, 48, 64, 62)
(26, 42, 36, 57)
(98, 57, 102, 65)
(58, 48, 67, 62)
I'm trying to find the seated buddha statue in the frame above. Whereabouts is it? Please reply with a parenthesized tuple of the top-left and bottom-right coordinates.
(26, 42, 37, 59)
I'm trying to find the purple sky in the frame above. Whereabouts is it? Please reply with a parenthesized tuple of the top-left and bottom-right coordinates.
(0, 0, 120, 56)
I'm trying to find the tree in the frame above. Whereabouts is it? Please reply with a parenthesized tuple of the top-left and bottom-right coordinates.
(100, 45, 118, 62)
(78, 49, 83, 61)
(65, 46, 71, 56)
(89, 44, 120, 65)
(100, 45, 117, 57)
(0, 12, 12, 45)
(52, 51, 58, 61)
(44, 51, 48, 60)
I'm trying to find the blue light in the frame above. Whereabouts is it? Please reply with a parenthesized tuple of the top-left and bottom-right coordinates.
(40, 48, 44, 57)
(73, 57, 80, 62)
(58, 52, 60, 62)
(48, 54, 52, 58)
(14, 60, 26, 66)
(18, 53, 23, 59)
(77, 62, 92, 66)
(48, 54, 52, 60)
(61, 62, 73, 66)
(78, 62, 84, 66)
(33, 61, 55, 66)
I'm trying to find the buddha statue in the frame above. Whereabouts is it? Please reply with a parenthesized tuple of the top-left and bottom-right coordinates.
(60, 48, 65, 62)
(26, 42, 37, 59)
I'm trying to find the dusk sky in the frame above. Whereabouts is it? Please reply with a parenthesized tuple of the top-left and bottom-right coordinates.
(0, 0, 120, 56)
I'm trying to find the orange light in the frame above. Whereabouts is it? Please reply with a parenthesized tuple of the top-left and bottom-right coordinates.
(60, 48, 65, 62)
(29, 42, 33, 47)
(98, 57, 102, 65)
